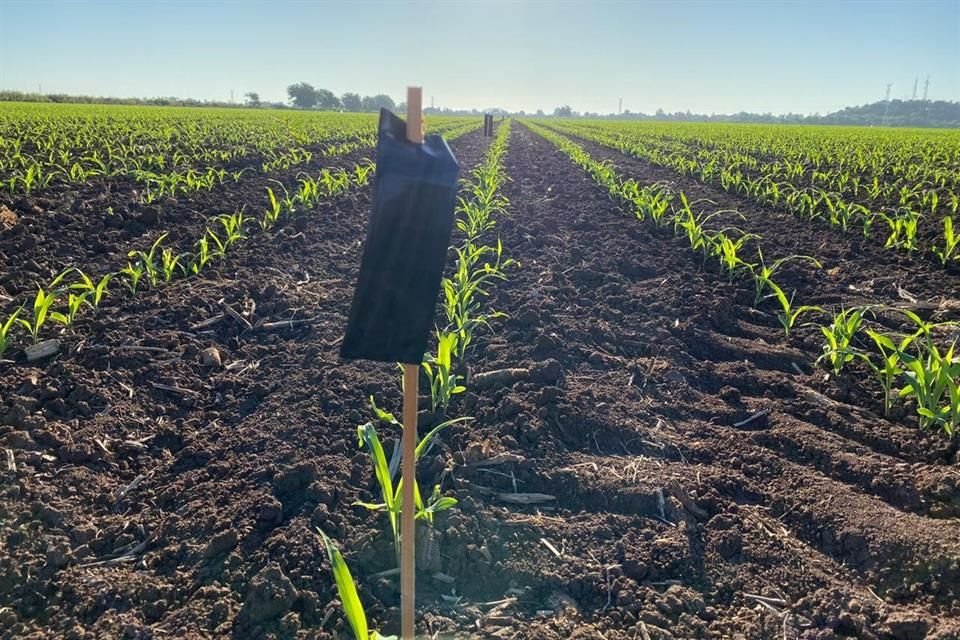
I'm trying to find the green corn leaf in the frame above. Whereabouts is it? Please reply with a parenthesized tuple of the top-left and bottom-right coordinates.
(317, 529, 369, 640)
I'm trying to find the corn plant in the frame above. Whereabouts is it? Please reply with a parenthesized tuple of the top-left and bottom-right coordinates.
(160, 248, 186, 282)
(353, 160, 375, 185)
(765, 282, 822, 337)
(749, 249, 821, 306)
(52, 290, 91, 327)
(71, 270, 112, 308)
(128, 232, 167, 287)
(933, 217, 959, 266)
(354, 404, 469, 560)
(421, 332, 466, 413)
(877, 209, 922, 252)
(710, 230, 758, 282)
(0, 308, 23, 358)
(899, 341, 960, 435)
(18, 287, 58, 343)
(217, 210, 248, 249)
(317, 529, 395, 640)
(190, 234, 213, 274)
(295, 175, 321, 208)
(120, 261, 145, 295)
(817, 307, 871, 375)
(262, 186, 282, 229)
(860, 329, 914, 417)
(204, 228, 228, 261)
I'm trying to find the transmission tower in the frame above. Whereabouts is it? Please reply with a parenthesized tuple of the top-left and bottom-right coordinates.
(912, 77, 918, 100)
(923, 76, 930, 101)
(618, 97, 622, 115)
(881, 83, 892, 127)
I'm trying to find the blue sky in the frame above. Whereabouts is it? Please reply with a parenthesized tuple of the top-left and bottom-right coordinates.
(0, 0, 957, 115)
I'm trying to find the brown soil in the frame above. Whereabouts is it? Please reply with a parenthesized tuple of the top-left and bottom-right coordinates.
(0, 123, 958, 640)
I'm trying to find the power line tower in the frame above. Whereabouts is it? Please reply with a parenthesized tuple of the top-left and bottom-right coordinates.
(923, 76, 930, 101)
(881, 83, 892, 126)
(618, 97, 622, 115)
(912, 77, 918, 100)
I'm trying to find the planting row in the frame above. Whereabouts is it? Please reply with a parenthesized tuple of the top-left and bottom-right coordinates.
(527, 122, 960, 437)
(324, 120, 517, 637)
(0, 103, 476, 198)
(546, 120, 960, 265)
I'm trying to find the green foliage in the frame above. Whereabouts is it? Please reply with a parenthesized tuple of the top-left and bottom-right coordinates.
(317, 529, 395, 640)
(817, 307, 872, 375)
(354, 401, 469, 559)
(0, 308, 23, 358)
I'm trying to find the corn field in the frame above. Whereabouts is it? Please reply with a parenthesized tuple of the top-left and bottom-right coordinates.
(1, 105, 958, 640)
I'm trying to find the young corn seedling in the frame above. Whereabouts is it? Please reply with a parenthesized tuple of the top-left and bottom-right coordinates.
(749, 249, 822, 306)
(923, 190, 939, 216)
(0, 308, 23, 358)
(295, 175, 320, 208)
(711, 230, 758, 282)
(161, 248, 186, 282)
(18, 287, 58, 343)
(878, 209, 923, 252)
(317, 529, 395, 640)
(128, 232, 168, 287)
(52, 290, 92, 327)
(120, 261, 145, 295)
(261, 186, 283, 229)
(190, 235, 213, 274)
(766, 282, 822, 337)
(899, 340, 960, 435)
(354, 405, 469, 560)
(817, 306, 871, 375)
(318, 168, 351, 197)
(352, 160, 375, 186)
(421, 331, 466, 413)
(933, 216, 959, 266)
(861, 329, 914, 417)
(71, 270, 112, 309)
(204, 228, 228, 261)
(217, 210, 248, 249)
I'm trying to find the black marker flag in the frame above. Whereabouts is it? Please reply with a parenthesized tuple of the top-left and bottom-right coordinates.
(340, 108, 460, 364)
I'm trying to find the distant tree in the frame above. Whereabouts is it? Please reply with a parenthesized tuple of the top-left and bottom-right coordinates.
(287, 82, 318, 109)
(315, 88, 341, 110)
(244, 91, 261, 107)
(536, 109, 545, 117)
(553, 105, 572, 117)
(361, 94, 396, 112)
(341, 92, 362, 112)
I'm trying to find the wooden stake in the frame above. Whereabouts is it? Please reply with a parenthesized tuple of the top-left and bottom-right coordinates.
(407, 86, 423, 144)
(401, 85, 423, 640)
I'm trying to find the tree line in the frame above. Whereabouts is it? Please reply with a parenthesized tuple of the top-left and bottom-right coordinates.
(551, 99, 960, 128)
(281, 83, 397, 112)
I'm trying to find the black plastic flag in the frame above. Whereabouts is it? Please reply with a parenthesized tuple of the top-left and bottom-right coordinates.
(340, 109, 460, 364)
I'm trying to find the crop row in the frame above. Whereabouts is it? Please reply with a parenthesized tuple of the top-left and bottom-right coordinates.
(0, 123, 481, 361)
(528, 122, 960, 437)
(545, 120, 960, 265)
(325, 121, 516, 636)
(0, 103, 477, 198)
(558, 119, 960, 201)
